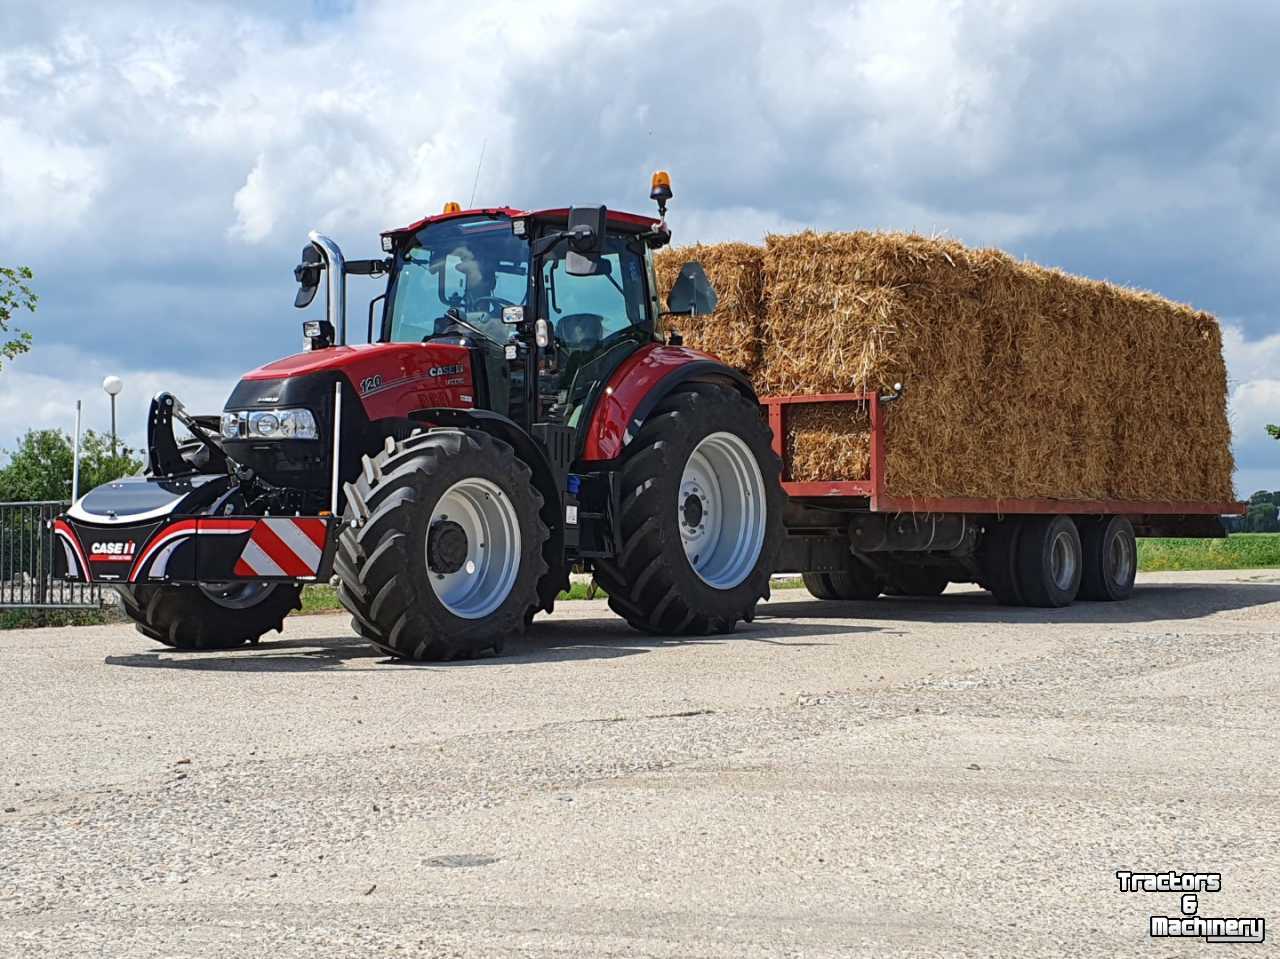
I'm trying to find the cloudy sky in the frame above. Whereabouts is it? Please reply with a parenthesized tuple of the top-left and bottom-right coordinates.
(0, 0, 1277, 494)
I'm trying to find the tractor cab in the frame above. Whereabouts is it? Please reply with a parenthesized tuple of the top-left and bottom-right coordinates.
(376, 201, 687, 443)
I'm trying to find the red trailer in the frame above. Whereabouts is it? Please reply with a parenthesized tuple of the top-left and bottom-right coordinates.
(765, 391, 1245, 607)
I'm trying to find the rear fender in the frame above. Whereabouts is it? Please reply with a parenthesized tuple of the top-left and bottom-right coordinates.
(579, 343, 756, 462)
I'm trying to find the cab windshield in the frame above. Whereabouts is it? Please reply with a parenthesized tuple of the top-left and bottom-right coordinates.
(385, 216, 529, 345)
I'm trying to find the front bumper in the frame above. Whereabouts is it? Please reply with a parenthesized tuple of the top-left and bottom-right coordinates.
(53, 513, 338, 585)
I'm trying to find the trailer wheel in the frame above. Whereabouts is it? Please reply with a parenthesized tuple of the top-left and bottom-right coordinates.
(1078, 516, 1136, 601)
(593, 383, 784, 635)
(802, 566, 882, 601)
(979, 519, 1024, 605)
(1015, 515, 1082, 607)
(884, 566, 949, 597)
(335, 429, 548, 661)
(116, 582, 302, 650)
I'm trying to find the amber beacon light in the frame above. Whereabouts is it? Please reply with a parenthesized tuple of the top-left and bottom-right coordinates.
(650, 170, 672, 216)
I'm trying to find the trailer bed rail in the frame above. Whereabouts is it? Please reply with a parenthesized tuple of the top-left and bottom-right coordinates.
(761, 392, 1244, 517)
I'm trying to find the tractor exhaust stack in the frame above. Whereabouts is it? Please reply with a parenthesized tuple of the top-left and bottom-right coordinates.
(308, 231, 347, 346)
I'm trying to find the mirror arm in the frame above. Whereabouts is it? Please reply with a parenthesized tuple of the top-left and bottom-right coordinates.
(346, 258, 392, 277)
(531, 232, 568, 259)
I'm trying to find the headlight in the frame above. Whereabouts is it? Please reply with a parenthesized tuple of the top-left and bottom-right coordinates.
(221, 408, 318, 440)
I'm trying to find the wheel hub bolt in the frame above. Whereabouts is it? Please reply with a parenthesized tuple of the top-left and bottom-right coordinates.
(682, 494, 705, 530)
(427, 519, 469, 574)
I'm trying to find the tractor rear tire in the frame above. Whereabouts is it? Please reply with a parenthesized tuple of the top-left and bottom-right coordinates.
(116, 582, 302, 650)
(1078, 516, 1137, 601)
(802, 566, 882, 601)
(335, 429, 548, 661)
(593, 383, 784, 635)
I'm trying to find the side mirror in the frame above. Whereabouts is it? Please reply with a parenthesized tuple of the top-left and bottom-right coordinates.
(666, 261, 718, 316)
(566, 205, 606, 276)
(294, 246, 322, 308)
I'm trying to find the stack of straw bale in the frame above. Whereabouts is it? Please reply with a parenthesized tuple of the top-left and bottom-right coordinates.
(653, 243, 764, 373)
(656, 232, 1234, 503)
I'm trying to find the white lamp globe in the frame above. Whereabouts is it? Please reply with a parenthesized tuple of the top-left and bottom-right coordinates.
(102, 376, 124, 396)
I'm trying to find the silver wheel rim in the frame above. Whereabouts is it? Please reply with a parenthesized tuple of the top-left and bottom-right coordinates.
(678, 431, 766, 589)
(199, 581, 276, 610)
(427, 477, 521, 619)
(1050, 529, 1078, 591)
(1107, 529, 1135, 586)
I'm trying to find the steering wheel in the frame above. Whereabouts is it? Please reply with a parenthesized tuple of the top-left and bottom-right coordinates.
(472, 295, 515, 315)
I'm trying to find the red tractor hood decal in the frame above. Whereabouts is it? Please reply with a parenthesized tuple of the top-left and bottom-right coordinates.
(242, 343, 443, 380)
(241, 342, 476, 420)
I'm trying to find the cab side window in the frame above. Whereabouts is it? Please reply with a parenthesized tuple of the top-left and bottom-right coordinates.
(540, 236, 649, 352)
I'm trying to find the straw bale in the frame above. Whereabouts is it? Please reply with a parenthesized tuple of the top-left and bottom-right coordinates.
(644, 230, 1232, 503)
(756, 231, 1234, 503)
(654, 243, 764, 373)
(786, 404, 870, 482)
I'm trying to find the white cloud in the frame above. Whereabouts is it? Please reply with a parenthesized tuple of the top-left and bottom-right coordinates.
(1222, 323, 1280, 389)
(0, 116, 103, 235)
(1220, 323, 1280, 490)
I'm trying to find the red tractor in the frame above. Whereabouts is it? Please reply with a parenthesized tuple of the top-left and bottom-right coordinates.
(55, 175, 785, 659)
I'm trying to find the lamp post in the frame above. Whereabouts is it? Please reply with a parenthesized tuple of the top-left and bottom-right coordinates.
(102, 375, 123, 460)
(71, 399, 82, 501)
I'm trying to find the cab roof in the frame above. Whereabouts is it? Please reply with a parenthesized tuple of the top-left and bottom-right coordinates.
(382, 205, 660, 241)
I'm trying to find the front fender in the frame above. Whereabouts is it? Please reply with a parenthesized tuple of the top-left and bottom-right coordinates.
(579, 343, 756, 462)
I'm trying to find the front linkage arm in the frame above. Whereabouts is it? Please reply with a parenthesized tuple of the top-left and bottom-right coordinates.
(147, 391, 229, 478)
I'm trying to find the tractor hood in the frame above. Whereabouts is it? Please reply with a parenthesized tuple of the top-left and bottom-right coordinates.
(227, 341, 477, 421)
(222, 340, 477, 497)
(241, 342, 446, 381)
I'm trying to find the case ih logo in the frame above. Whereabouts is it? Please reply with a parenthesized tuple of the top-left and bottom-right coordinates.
(91, 540, 137, 562)
(429, 364, 464, 378)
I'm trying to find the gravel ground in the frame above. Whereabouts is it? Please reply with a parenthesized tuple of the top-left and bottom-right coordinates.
(2, 570, 1277, 958)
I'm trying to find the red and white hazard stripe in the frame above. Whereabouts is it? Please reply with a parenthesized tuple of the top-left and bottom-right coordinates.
(129, 518, 256, 582)
(233, 517, 327, 578)
(52, 519, 90, 580)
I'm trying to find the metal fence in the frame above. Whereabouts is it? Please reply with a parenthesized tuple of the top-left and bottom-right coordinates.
(0, 500, 104, 608)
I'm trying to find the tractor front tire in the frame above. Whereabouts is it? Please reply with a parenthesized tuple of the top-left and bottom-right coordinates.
(117, 583, 302, 651)
(593, 383, 784, 635)
(335, 429, 548, 661)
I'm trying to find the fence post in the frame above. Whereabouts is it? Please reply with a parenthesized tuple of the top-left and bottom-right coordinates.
(34, 504, 47, 610)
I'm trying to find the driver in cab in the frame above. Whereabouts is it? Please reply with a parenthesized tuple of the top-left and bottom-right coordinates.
(448, 246, 513, 348)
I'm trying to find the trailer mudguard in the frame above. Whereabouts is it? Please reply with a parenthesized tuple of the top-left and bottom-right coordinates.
(578, 343, 756, 462)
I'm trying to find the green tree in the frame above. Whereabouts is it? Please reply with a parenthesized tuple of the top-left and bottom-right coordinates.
(0, 429, 142, 502)
(1268, 424, 1279, 440)
(0, 265, 35, 368)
